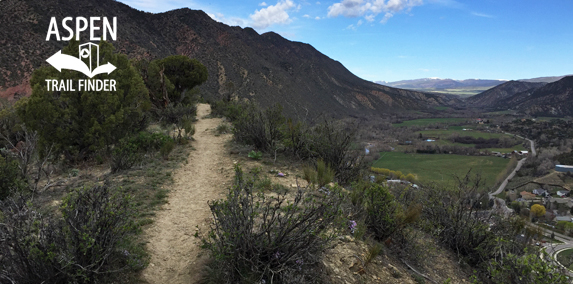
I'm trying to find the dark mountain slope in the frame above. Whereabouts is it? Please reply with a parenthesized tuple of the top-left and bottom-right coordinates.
(497, 76, 573, 116)
(466, 81, 546, 108)
(0, 0, 460, 117)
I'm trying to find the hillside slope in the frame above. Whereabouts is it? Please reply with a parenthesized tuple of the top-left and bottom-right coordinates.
(497, 76, 573, 116)
(0, 0, 460, 117)
(466, 81, 546, 108)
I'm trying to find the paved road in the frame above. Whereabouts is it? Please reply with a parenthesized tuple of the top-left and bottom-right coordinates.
(528, 138, 537, 157)
(504, 132, 537, 157)
(490, 157, 527, 197)
(490, 134, 573, 273)
(486, 134, 573, 273)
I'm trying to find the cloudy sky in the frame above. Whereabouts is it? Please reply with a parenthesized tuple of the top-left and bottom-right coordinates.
(117, 0, 573, 82)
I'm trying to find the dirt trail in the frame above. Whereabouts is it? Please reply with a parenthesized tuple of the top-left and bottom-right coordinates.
(141, 104, 233, 284)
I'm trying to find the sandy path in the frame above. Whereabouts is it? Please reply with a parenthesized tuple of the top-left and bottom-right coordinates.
(141, 104, 233, 283)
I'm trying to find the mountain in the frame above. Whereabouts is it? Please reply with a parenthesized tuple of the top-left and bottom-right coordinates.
(0, 0, 460, 118)
(378, 78, 507, 90)
(465, 81, 546, 108)
(518, 75, 571, 83)
(496, 76, 573, 116)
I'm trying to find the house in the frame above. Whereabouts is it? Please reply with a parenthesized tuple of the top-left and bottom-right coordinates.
(557, 190, 570, 197)
(520, 191, 537, 200)
(556, 165, 573, 173)
(555, 216, 573, 222)
(532, 189, 549, 196)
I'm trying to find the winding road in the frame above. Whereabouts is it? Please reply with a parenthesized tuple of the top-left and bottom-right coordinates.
(491, 134, 573, 273)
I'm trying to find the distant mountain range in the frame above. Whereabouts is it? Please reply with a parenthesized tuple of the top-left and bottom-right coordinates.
(0, 0, 461, 118)
(376, 78, 508, 90)
(376, 76, 570, 98)
(378, 76, 569, 90)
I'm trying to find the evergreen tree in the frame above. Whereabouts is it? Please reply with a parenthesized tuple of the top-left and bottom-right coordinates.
(18, 40, 150, 161)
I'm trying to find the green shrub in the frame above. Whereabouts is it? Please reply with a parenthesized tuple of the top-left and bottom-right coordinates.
(247, 150, 263, 160)
(256, 177, 273, 191)
(160, 139, 175, 160)
(283, 118, 313, 159)
(304, 159, 335, 188)
(130, 131, 171, 152)
(232, 103, 285, 153)
(362, 183, 400, 241)
(310, 120, 364, 185)
(111, 131, 173, 173)
(316, 159, 335, 188)
(111, 140, 142, 173)
(209, 100, 247, 121)
(412, 274, 426, 284)
(487, 250, 569, 284)
(183, 118, 195, 138)
(18, 40, 150, 162)
(0, 155, 26, 199)
(201, 165, 344, 283)
(216, 123, 231, 135)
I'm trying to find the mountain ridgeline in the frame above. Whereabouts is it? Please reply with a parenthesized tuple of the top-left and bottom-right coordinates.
(378, 78, 507, 90)
(0, 0, 461, 118)
(465, 81, 546, 108)
(499, 76, 573, 116)
(467, 76, 573, 117)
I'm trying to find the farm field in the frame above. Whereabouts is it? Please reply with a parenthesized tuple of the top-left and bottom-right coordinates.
(373, 152, 510, 189)
(418, 128, 527, 152)
(393, 118, 468, 127)
(419, 128, 506, 139)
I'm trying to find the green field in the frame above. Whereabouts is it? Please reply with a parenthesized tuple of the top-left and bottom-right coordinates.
(556, 248, 573, 271)
(418, 128, 527, 152)
(419, 129, 505, 139)
(393, 118, 467, 127)
(373, 152, 510, 189)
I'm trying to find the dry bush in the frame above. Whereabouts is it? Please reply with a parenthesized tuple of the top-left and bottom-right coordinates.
(201, 165, 344, 284)
(0, 185, 144, 284)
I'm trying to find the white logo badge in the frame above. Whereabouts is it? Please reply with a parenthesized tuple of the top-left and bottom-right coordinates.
(46, 43, 116, 78)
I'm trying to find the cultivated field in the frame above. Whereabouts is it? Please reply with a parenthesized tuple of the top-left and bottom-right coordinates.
(392, 118, 468, 127)
(373, 152, 511, 189)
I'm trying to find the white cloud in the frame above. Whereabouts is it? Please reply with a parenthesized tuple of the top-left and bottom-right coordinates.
(471, 12, 494, 18)
(327, 0, 367, 18)
(259, 1, 268, 6)
(316, 1, 321, 4)
(328, 0, 422, 24)
(315, 16, 321, 20)
(303, 14, 311, 18)
(250, 0, 296, 29)
(208, 12, 247, 26)
(380, 12, 393, 23)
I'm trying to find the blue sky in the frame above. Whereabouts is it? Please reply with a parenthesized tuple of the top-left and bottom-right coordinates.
(118, 0, 573, 82)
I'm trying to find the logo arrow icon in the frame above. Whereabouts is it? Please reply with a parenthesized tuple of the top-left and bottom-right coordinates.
(46, 50, 116, 78)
